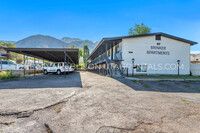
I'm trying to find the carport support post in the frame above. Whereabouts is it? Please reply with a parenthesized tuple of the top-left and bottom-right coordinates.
(98, 52, 100, 74)
(64, 51, 67, 78)
(105, 44, 108, 76)
(34, 57, 36, 76)
(23, 54, 26, 77)
(0, 52, 2, 70)
(67, 55, 69, 75)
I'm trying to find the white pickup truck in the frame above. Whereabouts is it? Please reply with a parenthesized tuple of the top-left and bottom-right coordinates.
(0, 60, 17, 70)
(43, 62, 74, 75)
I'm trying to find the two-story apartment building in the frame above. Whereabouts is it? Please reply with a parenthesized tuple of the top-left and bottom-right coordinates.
(87, 32, 197, 77)
(191, 54, 200, 64)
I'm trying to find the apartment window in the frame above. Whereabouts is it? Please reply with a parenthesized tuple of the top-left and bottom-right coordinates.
(136, 65, 147, 72)
(155, 35, 161, 40)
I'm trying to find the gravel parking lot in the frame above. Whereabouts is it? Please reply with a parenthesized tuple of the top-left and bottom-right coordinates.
(0, 71, 200, 133)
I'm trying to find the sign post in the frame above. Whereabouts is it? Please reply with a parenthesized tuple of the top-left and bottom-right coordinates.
(132, 58, 135, 77)
(177, 60, 180, 76)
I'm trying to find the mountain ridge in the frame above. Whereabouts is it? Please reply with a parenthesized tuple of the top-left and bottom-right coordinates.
(12, 35, 98, 52)
(15, 35, 68, 48)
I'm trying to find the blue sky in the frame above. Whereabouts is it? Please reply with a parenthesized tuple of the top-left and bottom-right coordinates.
(0, 0, 199, 51)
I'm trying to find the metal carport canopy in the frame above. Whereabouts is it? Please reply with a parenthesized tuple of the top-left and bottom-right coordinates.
(5, 48, 79, 65)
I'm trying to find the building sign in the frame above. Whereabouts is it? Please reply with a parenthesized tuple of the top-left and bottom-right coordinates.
(146, 46, 170, 55)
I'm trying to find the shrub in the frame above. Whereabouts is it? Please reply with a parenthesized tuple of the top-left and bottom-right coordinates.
(0, 71, 18, 80)
(16, 56, 23, 64)
(143, 84, 150, 88)
(190, 71, 192, 76)
(184, 85, 190, 87)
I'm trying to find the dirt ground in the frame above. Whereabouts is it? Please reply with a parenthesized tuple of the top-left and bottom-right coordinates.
(0, 71, 200, 133)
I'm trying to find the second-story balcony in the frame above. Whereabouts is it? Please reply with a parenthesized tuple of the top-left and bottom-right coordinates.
(90, 52, 122, 65)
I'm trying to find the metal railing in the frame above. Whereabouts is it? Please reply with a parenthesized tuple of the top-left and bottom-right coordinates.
(91, 52, 122, 64)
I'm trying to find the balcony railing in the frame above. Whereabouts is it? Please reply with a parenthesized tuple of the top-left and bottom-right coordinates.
(90, 52, 122, 64)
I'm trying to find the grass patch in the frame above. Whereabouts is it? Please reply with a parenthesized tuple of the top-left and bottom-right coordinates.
(0, 71, 20, 80)
(197, 88, 200, 91)
(132, 80, 143, 84)
(134, 75, 200, 80)
(23, 75, 28, 79)
(56, 108, 61, 113)
(132, 80, 137, 83)
(143, 84, 150, 88)
(175, 82, 180, 84)
(181, 99, 190, 104)
(184, 85, 191, 87)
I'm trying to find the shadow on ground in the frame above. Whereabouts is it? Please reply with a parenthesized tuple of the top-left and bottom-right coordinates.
(115, 78, 200, 93)
(0, 72, 82, 89)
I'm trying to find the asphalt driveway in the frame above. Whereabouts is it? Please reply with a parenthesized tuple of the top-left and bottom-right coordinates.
(0, 72, 82, 89)
(0, 72, 200, 133)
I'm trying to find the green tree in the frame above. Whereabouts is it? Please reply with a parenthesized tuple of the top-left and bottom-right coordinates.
(83, 45, 90, 65)
(16, 56, 23, 64)
(68, 46, 83, 59)
(0, 41, 21, 62)
(79, 49, 83, 59)
(128, 22, 151, 35)
(0, 41, 16, 48)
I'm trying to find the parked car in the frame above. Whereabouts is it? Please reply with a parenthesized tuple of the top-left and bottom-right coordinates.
(0, 60, 17, 70)
(17, 64, 27, 69)
(43, 62, 74, 75)
(29, 65, 42, 70)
